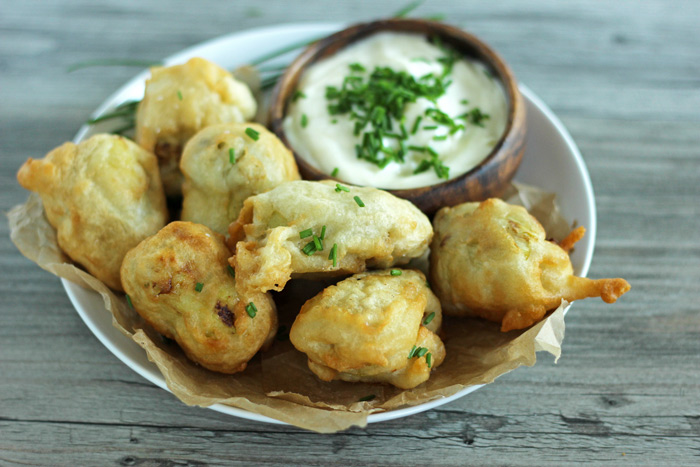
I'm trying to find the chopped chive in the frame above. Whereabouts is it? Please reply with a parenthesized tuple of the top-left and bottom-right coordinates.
(331, 119, 338, 124)
(411, 116, 423, 134)
(331, 167, 339, 177)
(423, 311, 436, 325)
(245, 127, 260, 141)
(390, 269, 402, 276)
(177, 90, 183, 101)
(229, 148, 236, 164)
(329, 243, 338, 267)
(195, 282, 204, 292)
(426, 352, 433, 368)
(433, 135, 448, 141)
(301, 114, 308, 128)
(302, 241, 317, 256)
(461, 99, 469, 105)
(292, 90, 306, 102)
(408, 345, 417, 359)
(299, 228, 313, 239)
(246, 301, 257, 318)
(313, 234, 322, 251)
(416, 347, 429, 358)
(320, 225, 327, 240)
(423, 125, 438, 130)
(358, 394, 376, 402)
(353, 196, 365, 207)
(349, 63, 366, 72)
(125, 294, 133, 309)
(335, 183, 350, 192)
(227, 265, 236, 278)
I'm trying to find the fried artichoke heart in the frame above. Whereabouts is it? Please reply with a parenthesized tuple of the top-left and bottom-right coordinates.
(135, 57, 257, 196)
(430, 198, 630, 332)
(121, 221, 277, 374)
(227, 181, 433, 295)
(290, 269, 445, 389)
(180, 123, 300, 234)
(16, 134, 167, 291)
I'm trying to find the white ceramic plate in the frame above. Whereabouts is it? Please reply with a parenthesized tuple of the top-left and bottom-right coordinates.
(64, 23, 595, 426)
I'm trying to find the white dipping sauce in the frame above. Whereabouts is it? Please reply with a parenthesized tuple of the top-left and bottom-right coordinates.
(283, 32, 508, 190)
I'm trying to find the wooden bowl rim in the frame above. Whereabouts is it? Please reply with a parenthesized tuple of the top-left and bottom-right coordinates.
(269, 18, 524, 195)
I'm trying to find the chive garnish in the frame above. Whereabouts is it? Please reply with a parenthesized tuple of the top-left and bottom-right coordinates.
(408, 345, 417, 359)
(329, 243, 338, 267)
(331, 119, 338, 124)
(177, 90, 183, 101)
(461, 99, 469, 105)
(245, 127, 260, 141)
(320, 225, 327, 240)
(426, 352, 433, 368)
(125, 294, 133, 309)
(313, 235, 322, 251)
(301, 114, 308, 128)
(353, 196, 365, 207)
(390, 269, 402, 276)
(416, 347, 429, 358)
(411, 116, 423, 135)
(423, 311, 436, 325)
(302, 241, 317, 256)
(227, 265, 236, 278)
(331, 167, 339, 177)
(229, 148, 236, 164)
(299, 228, 313, 239)
(335, 183, 350, 192)
(292, 90, 306, 102)
(433, 135, 448, 141)
(358, 394, 376, 402)
(195, 282, 204, 292)
(423, 125, 438, 130)
(246, 302, 257, 318)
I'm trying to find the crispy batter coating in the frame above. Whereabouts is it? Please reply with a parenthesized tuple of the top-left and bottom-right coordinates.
(180, 123, 300, 234)
(227, 180, 433, 295)
(135, 57, 257, 196)
(16, 134, 167, 291)
(121, 222, 277, 374)
(290, 270, 445, 389)
(430, 198, 631, 332)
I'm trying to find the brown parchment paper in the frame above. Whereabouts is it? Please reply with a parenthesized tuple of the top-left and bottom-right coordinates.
(8, 184, 572, 433)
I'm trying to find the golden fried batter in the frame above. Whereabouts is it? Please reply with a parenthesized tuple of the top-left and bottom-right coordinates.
(430, 198, 631, 332)
(121, 222, 277, 374)
(290, 269, 445, 389)
(16, 134, 167, 291)
(180, 123, 300, 234)
(227, 180, 433, 295)
(136, 57, 257, 196)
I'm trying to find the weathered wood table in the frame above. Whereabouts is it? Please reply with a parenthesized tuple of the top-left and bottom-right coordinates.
(2, 0, 698, 464)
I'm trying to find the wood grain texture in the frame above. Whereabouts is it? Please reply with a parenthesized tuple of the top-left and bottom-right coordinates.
(1, 0, 699, 465)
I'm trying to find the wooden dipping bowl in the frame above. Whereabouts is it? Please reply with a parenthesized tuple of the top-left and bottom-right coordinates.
(269, 18, 527, 215)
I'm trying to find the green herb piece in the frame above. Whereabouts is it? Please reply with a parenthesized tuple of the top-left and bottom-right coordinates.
(320, 225, 327, 240)
(433, 135, 448, 141)
(353, 196, 365, 207)
(331, 167, 339, 177)
(393, 0, 424, 18)
(125, 294, 133, 309)
(301, 114, 308, 128)
(195, 282, 204, 292)
(302, 241, 317, 256)
(245, 127, 260, 141)
(299, 228, 313, 239)
(358, 394, 376, 402)
(335, 183, 350, 192)
(329, 243, 338, 267)
(426, 352, 433, 368)
(292, 90, 306, 102)
(229, 148, 236, 164)
(461, 99, 469, 105)
(246, 301, 257, 318)
(390, 269, 402, 276)
(416, 347, 429, 358)
(410, 116, 423, 134)
(423, 311, 436, 325)
(331, 119, 338, 124)
(424, 14, 446, 21)
(349, 63, 366, 73)
(457, 107, 491, 127)
(227, 265, 236, 278)
(423, 125, 438, 130)
(177, 90, 183, 101)
(408, 345, 418, 358)
(313, 234, 323, 251)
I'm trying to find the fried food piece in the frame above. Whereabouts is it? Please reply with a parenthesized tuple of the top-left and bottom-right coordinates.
(290, 269, 445, 389)
(430, 198, 631, 332)
(227, 180, 433, 295)
(136, 57, 257, 196)
(121, 222, 277, 374)
(180, 123, 300, 234)
(16, 134, 167, 291)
